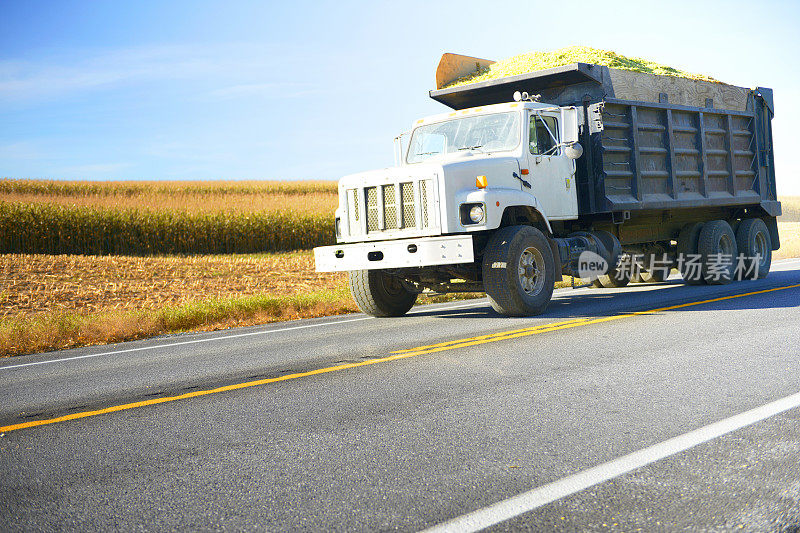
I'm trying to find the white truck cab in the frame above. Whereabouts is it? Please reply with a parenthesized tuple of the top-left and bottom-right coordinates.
(314, 96, 596, 318)
(315, 100, 581, 272)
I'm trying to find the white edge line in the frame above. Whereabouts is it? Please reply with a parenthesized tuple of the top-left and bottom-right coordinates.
(423, 390, 800, 533)
(0, 299, 487, 372)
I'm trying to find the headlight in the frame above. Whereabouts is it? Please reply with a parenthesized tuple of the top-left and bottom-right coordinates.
(460, 203, 486, 225)
(469, 205, 484, 223)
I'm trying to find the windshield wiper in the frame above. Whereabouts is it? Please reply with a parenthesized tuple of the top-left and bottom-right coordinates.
(414, 151, 441, 156)
(457, 145, 485, 152)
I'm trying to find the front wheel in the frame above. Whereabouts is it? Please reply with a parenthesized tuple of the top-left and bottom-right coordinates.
(349, 269, 417, 317)
(482, 225, 555, 316)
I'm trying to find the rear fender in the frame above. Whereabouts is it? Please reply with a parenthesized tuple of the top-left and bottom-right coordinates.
(762, 216, 780, 250)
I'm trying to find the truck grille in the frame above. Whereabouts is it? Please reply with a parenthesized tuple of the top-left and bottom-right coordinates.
(366, 187, 379, 232)
(401, 182, 415, 228)
(382, 185, 398, 230)
(346, 180, 434, 236)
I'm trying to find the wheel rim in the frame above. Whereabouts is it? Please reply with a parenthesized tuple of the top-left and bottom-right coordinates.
(381, 273, 404, 296)
(754, 231, 768, 268)
(719, 233, 734, 258)
(518, 247, 545, 295)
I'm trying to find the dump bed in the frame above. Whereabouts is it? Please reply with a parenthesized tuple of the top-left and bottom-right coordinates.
(429, 58, 780, 218)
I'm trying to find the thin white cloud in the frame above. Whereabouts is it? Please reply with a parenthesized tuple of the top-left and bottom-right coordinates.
(0, 141, 42, 160)
(0, 43, 299, 105)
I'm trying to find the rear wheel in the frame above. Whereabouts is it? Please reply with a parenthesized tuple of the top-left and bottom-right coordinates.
(349, 269, 417, 317)
(698, 220, 738, 285)
(735, 218, 772, 279)
(482, 225, 555, 316)
(677, 222, 705, 285)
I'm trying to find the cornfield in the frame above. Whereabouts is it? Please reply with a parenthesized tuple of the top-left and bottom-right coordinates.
(0, 202, 335, 255)
(780, 196, 800, 222)
(2, 191, 338, 214)
(0, 178, 338, 197)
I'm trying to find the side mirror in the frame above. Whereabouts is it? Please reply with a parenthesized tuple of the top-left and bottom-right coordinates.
(564, 142, 583, 160)
(561, 107, 580, 144)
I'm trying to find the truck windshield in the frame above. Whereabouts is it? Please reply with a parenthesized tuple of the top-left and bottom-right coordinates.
(406, 112, 520, 164)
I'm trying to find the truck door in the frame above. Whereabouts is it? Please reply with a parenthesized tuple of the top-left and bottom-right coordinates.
(526, 112, 578, 220)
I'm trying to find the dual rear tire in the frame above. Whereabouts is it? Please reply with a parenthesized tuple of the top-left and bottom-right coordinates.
(677, 218, 772, 285)
(697, 220, 738, 284)
(735, 218, 771, 279)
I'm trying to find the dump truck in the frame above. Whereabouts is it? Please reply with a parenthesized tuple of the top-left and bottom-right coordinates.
(314, 53, 781, 317)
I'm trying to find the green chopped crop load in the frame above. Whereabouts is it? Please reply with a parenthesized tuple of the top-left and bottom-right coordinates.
(444, 46, 718, 88)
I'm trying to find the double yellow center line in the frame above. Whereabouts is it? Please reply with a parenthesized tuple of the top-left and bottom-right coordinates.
(2, 283, 798, 433)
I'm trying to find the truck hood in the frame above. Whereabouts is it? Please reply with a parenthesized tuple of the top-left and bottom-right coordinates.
(436, 154, 521, 191)
(338, 153, 520, 189)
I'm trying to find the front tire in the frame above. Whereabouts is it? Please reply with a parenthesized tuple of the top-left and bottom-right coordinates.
(482, 225, 555, 316)
(349, 269, 417, 317)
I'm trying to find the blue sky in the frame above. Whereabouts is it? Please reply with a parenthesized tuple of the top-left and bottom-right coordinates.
(2, 0, 799, 194)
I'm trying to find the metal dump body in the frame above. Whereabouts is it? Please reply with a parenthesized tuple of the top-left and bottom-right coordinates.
(429, 63, 780, 218)
(583, 96, 779, 216)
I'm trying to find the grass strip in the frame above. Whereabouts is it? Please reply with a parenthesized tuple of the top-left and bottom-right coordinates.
(0, 288, 358, 357)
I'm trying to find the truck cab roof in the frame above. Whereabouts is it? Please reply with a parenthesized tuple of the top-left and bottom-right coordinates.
(413, 101, 557, 129)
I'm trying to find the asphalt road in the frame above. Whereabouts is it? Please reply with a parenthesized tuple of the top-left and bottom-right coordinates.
(2, 258, 800, 531)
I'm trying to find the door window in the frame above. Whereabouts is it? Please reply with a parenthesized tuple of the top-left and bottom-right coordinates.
(529, 115, 559, 155)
